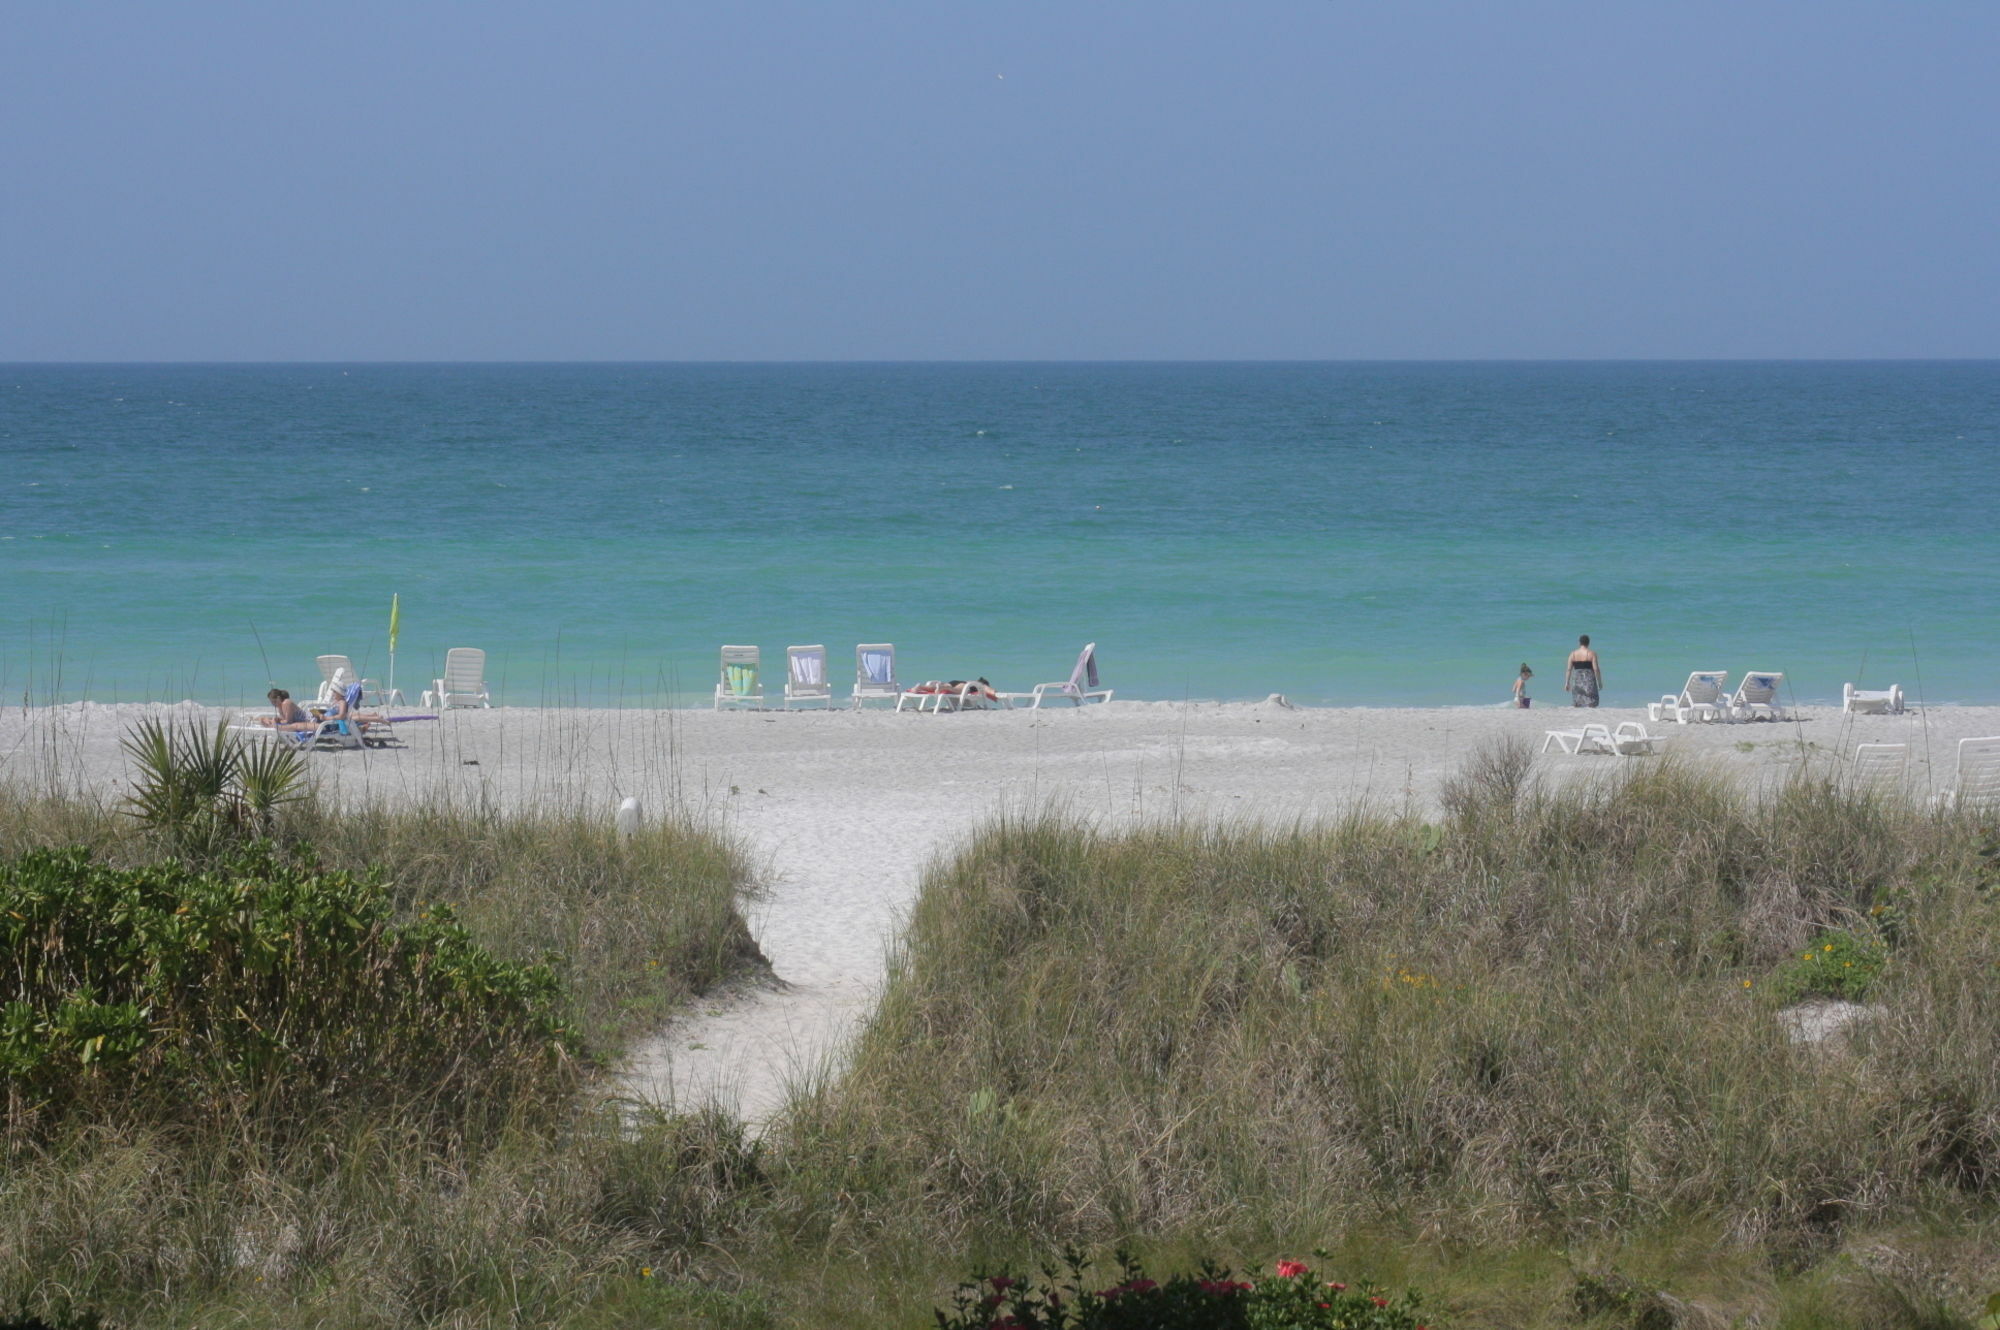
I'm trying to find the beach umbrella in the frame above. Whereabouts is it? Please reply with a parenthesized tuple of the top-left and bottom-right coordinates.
(388, 593, 400, 700)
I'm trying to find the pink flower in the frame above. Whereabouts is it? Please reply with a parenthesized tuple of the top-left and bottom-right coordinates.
(1275, 1259, 1309, 1278)
(1372, 1295, 1389, 1308)
(1326, 1281, 1347, 1292)
(988, 1276, 1017, 1291)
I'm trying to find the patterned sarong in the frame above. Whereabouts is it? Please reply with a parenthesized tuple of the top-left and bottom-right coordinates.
(1569, 663, 1599, 707)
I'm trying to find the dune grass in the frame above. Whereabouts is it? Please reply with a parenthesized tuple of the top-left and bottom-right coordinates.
(750, 747, 2000, 1326)
(5, 741, 2000, 1327)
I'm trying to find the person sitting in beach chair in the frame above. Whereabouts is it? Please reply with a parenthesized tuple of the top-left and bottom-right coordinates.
(323, 678, 392, 744)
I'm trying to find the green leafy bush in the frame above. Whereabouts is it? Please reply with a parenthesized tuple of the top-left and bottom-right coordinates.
(0, 845, 572, 1124)
(1770, 928, 1888, 1004)
(934, 1253, 1429, 1329)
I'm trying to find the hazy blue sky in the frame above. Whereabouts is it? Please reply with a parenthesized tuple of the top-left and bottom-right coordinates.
(4, 3, 1996, 360)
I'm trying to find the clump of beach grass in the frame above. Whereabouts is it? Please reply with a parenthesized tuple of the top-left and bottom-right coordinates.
(757, 749, 2000, 1324)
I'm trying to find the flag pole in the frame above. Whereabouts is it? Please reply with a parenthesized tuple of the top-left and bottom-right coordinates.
(388, 593, 400, 703)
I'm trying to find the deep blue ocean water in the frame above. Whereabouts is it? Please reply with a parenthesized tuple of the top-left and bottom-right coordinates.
(2, 362, 1994, 708)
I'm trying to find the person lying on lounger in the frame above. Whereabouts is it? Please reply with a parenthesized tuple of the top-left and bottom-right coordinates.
(907, 678, 1000, 705)
(258, 688, 320, 733)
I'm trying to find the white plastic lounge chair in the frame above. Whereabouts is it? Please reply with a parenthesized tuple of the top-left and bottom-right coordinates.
(783, 645, 832, 708)
(1843, 682, 1906, 715)
(851, 644, 900, 709)
(230, 703, 362, 752)
(1851, 743, 1907, 797)
(424, 647, 492, 710)
(896, 682, 954, 713)
(1936, 736, 2000, 809)
(997, 643, 1113, 710)
(1647, 672, 1729, 725)
(896, 680, 998, 713)
(713, 645, 763, 710)
(1722, 672, 1787, 723)
(315, 654, 388, 706)
(1609, 721, 1669, 755)
(1542, 723, 1614, 755)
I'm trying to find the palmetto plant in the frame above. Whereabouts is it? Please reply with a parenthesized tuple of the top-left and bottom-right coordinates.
(120, 718, 307, 856)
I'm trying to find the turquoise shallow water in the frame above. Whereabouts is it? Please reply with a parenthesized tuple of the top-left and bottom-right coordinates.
(2, 362, 1995, 708)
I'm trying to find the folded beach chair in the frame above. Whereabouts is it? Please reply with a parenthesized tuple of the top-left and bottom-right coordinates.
(1936, 736, 2000, 809)
(784, 644, 832, 708)
(1609, 721, 1669, 755)
(1843, 682, 1906, 715)
(315, 654, 387, 706)
(1851, 743, 1908, 797)
(424, 647, 491, 710)
(1542, 723, 1614, 755)
(851, 643, 900, 709)
(1722, 671, 1787, 723)
(714, 645, 764, 710)
(1647, 671, 1729, 724)
(997, 642, 1114, 710)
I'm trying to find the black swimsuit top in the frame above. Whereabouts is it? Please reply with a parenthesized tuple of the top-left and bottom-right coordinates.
(1570, 659, 1595, 673)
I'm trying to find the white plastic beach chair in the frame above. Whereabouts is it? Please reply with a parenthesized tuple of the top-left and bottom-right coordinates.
(1542, 723, 1614, 755)
(1647, 671, 1729, 725)
(1722, 671, 1787, 723)
(231, 698, 363, 752)
(1843, 682, 1906, 715)
(784, 644, 832, 708)
(851, 643, 900, 709)
(1851, 743, 1907, 797)
(315, 654, 387, 706)
(1609, 721, 1669, 755)
(998, 642, 1113, 710)
(896, 680, 999, 713)
(424, 647, 491, 710)
(713, 645, 763, 710)
(1936, 736, 2000, 809)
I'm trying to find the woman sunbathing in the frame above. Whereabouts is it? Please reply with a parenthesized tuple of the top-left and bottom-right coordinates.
(907, 678, 999, 705)
(258, 688, 319, 733)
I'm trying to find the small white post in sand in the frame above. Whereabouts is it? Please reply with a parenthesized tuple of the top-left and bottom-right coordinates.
(615, 796, 643, 840)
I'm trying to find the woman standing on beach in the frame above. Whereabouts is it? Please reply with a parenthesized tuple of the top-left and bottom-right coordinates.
(1564, 635, 1601, 707)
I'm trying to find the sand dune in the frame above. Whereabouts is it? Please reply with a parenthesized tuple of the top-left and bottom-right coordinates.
(4, 698, 1986, 1125)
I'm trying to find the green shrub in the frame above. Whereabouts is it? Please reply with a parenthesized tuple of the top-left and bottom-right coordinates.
(1770, 928, 1889, 1004)
(0, 845, 572, 1126)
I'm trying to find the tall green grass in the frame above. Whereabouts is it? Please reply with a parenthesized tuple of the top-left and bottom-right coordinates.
(6, 743, 1999, 1327)
(759, 748, 2000, 1325)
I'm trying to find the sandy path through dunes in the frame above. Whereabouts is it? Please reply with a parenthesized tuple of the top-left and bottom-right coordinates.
(3, 699, 1989, 1127)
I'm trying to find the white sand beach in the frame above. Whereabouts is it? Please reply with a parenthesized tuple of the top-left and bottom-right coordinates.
(3, 699, 1991, 1125)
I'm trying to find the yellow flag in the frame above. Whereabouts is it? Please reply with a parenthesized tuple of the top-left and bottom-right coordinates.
(388, 593, 400, 652)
